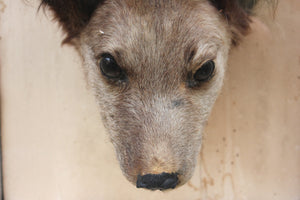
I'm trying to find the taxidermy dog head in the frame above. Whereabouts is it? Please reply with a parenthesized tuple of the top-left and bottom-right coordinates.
(41, 0, 270, 190)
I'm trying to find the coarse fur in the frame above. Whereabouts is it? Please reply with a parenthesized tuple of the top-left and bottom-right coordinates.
(40, 0, 274, 190)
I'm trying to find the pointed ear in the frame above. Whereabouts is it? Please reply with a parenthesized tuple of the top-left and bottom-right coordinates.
(209, 0, 260, 45)
(40, 0, 104, 43)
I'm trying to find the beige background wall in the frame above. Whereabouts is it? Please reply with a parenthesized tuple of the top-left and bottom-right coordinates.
(0, 0, 299, 199)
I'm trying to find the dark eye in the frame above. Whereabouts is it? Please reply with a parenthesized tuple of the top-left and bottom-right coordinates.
(194, 60, 215, 82)
(99, 54, 123, 79)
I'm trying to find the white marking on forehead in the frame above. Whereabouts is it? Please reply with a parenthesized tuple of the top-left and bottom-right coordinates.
(99, 29, 105, 34)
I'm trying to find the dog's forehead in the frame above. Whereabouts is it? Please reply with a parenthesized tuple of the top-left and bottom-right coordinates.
(84, 0, 225, 75)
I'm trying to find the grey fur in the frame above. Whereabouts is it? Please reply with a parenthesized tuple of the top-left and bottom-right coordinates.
(41, 0, 270, 190)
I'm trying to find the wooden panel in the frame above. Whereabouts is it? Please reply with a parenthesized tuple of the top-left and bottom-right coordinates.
(0, 0, 299, 199)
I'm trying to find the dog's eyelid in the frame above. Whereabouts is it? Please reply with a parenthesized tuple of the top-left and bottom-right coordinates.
(95, 51, 121, 62)
(190, 55, 216, 72)
(95, 52, 106, 61)
(187, 46, 217, 65)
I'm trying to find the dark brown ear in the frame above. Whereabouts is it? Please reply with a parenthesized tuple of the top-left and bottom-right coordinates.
(209, 0, 260, 45)
(40, 0, 104, 43)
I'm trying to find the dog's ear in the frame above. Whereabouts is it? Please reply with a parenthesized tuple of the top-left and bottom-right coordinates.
(209, 0, 260, 45)
(40, 0, 104, 43)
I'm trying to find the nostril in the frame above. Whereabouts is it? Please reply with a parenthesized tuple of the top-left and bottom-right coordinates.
(160, 177, 178, 189)
(136, 172, 178, 190)
(136, 175, 148, 189)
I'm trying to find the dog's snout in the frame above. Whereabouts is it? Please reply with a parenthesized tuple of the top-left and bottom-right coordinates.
(136, 173, 178, 190)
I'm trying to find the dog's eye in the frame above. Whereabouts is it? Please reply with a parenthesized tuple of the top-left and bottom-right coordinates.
(99, 54, 123, 79)
(194, 60, 215, 82)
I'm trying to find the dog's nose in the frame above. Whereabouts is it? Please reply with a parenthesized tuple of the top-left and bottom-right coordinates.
(136, 172, 178, 190)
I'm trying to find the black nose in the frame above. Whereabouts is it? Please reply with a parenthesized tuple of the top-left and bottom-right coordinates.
(136, 172, 178, 190)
